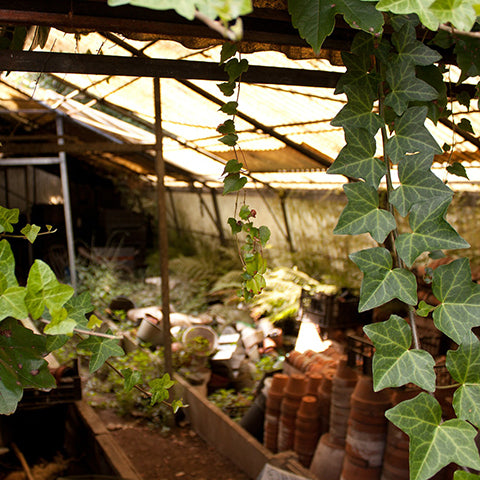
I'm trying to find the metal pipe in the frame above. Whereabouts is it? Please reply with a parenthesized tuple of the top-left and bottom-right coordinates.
(56, 115, 77, 289)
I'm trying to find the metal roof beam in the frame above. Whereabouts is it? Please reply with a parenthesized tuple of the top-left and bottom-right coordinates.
(0, 49, 341, 88)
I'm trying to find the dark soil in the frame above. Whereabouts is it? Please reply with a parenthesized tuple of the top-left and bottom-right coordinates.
(96, 408, 252, 480)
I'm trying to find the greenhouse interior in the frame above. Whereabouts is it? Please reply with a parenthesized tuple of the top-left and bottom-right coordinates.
(0, 2, 480, 480)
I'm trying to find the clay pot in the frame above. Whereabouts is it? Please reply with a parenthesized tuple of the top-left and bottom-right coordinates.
(310, 433, 346, 480)
(306, 372, 323, 397)
(295, 397, 321, 468)
(341, 453, 382, 480)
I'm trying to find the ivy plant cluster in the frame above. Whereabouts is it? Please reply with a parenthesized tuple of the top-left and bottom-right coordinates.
(326, 20, 480, 480)
(0, 208, 181, 415)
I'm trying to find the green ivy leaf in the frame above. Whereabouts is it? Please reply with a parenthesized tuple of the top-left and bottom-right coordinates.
(334, 182, 396, 243)
(386, 393, 480, 480)
(376, 0, 440, 31)
(414, 65, 448, 124)
(245, 272, 266, 295)
(337, 0, 384, 35)
(217, 82, 236, 97)
(219, 133, 238, 146)
(258, 225, 271, 246)
(65, 292, 95, 329)
(220, 101, 238, 115)
(25, 260, 74, 320)
(364, 315, 436, 391)
(447, 340, 480, 427)
(224, 58, 249, 83)
(217, 119, 236, 134)
(335, 37, 378, 97)
(87, 314, 103, 330)
(171, 399, 185, 413)
(332, 85, 384, 135)
(447, 162, 469, 179)
(0, 240, 18, 291)
(455, 37, 480, 79)
(0, 207, 19, 234)
(149, 373, 175, 405)
(458, 117, 475, 134)
(220, 42, 238, 64)
(77, 333, 124, 373)
(239, 204, 252, 220)
(350, 247, 417, 311)
(392, 21, 442, 66)
(227, 217, 242, 234)
(20, 224, 41, 244)
(385, 58, 439, 116)
(389, 152, 452, 217)
(432, 258, 480, 344)
(122, 368, 142, 392)
(327, 128, 385, 188)
(223, 173, 247, 194)
(0, 317, 56, 414)
(386, 106, 442, 164)
(416, 300, 436, 317)
(288, 0, 338, 54)
(222, 159, 243, 175)
(395, 197, 469, 267)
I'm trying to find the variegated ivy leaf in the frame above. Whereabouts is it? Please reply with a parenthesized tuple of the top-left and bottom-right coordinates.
(25, 260, 74, 319)
(0, 206, 19, 234)
(43, 292, 94, 335)
(429, 0, 477, 32)
(0, 239, 19, 292)
(350, 247, 417, 311)
(454, 471, 480, 480)
(20, 224, 41, 244)
(0, 317, 56, 415)
(385, 58, 439, 116)
(395, 197, 469, 267)
(334, 182, 396, 243)
(389, 152, 452, 217)
(108, 0, 252, 22)
(447, 340, 480, 427)
(386, 393, 480, 480)
(375, 0, 440, 31)
(386, 106, 442, 164)
(432, 258, 480, 344)
(149, 373, 175, 405)
(331, 84, 384, 136)
(364, 315, 436, 391)
(122, 368, 142, 392)
(77, 332, 124, 373)
(327, 128, 385, 188)
(0, 286, 28, 322)
(391, 20, 442, 66)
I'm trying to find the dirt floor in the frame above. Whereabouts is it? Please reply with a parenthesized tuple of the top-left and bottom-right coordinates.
(96, 408, 252, 480)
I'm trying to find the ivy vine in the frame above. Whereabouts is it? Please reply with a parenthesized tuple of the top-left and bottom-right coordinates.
(217, 42, 271, 301)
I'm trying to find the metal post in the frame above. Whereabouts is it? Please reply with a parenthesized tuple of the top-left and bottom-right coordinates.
(56, 115, 77, 289)
(153, 77, 172, 377)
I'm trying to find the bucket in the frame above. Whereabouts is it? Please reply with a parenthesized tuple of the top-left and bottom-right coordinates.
(136, 317, 163, 346)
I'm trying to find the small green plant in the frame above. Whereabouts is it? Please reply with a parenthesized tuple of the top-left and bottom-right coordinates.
(208, 388, 254, 422)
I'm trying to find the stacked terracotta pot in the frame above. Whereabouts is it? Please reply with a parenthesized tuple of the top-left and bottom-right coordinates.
(294, 395, 321, 467)
(263, 373, 289, 452)
(278, 373, 307, 452)
(341, 375, 392, 480)
(310, 360, 358, 480)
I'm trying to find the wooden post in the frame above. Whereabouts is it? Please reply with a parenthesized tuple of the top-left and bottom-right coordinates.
(153, 77, 172, 377)
(210, 187, 226, 246)
(279, 192, 295, 253)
